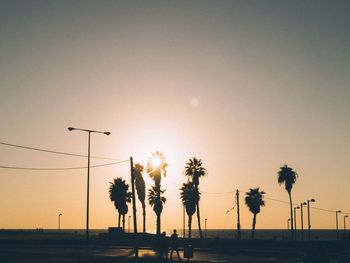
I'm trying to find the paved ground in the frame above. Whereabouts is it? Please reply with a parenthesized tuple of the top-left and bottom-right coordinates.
(1, 246, 344, 263)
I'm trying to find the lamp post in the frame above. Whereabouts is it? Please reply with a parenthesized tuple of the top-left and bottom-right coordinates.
(344, 215, 349, 237)
(68, 127, 110, 241)
(58, 213, 62, 232)
(287, 219, 291, 240)
(300, 202, 307, 241)
(205, 218, 207, 238)
(336, 210, 342, 240)
(307, 199, 315, 240)
(294, 206, 300, 240)
(128, 216, 131, 233)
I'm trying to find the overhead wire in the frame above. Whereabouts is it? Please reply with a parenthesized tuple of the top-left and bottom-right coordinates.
(0, 160, 130, 171)
(0, 142, 120, 160)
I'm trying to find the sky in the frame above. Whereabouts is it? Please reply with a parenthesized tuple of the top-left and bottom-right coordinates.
(1, 0, 350, 232)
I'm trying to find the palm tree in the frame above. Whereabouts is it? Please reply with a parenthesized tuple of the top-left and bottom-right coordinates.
(148, 185, 166, 235)
(245, 188, 265, 240)
(185, 157, 207, 238)
(278, 165, 298, 240)
(146, 151, 167, 235)
(109, 177, 132, 232)
(180, 182, 200, 238)
(134, 163, 146, 232)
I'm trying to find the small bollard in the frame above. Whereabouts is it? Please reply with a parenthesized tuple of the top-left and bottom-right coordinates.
(184, 244, 193, 261)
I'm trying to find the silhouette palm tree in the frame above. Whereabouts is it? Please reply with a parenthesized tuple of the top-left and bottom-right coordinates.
(245, 188, 265, 240)
(134, 163, 146, 233)
(109, 177, 132, 232)
(185, 157, 207, 238)
(180, 181, 200, 238)
(148, 185, 166, 235)
(146, 151, 167, 235)
(278, 165, 298, 240)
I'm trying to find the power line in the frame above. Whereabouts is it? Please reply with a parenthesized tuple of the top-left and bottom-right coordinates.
(0, 160, 129, 171)
(0, 142, 120, 160)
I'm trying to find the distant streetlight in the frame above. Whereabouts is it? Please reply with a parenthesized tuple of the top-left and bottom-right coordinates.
(294, 206, 300, 240)
(336, 210, 342, 240)
(300, 202, 307, 241)
(58, 213, 62, 232)
(205, 218, 207, 238)
(344, 215, 349, 237)
(68, 127, 110, 241)
(307, 199, 315, 240)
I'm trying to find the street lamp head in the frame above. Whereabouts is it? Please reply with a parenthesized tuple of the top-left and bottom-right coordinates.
(310, 199, 315, 202)
(303, 202, 307, 205)
(68, 127, 75, 131)
(345, 215, 349, 218)
(296, 206, 300, 209)
(104, 132, 111, 136)
(337, 210, 342, 213)
(59, 213, 62, 216)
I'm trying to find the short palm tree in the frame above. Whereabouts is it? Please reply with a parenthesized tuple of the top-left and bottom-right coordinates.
(185, 157, 207, 238)
(134, 163, 146, 232)
(148, 185, 166, 234)
(180, 181, 200, 238)
(278, 165, 298, 240)
(146, 152, 167, 235)
(245, 188, 265, 240)
(109, 177, 132, 232)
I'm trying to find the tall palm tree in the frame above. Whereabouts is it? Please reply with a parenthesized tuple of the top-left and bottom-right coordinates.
(146, 151, 167, 235)
(148, 186, 166, 235)
(180, 181, 200, 238)
(134, 163, 146, 232)
(245, 188, 265, 240)
(109, 177, 132, 232)
(278, 165, 298, 240)
(185, 157, 207, 238)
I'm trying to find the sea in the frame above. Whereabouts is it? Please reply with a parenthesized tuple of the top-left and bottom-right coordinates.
(4, 229, 346, 241)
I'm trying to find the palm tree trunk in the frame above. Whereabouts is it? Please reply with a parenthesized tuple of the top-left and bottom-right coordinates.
(118, 213, 121, 228)
(288, 191, 294, 240)
(188, 215, 192, 238)
(156, 186, 161, 235)
(122, 214, 125, 232)
(156, 214, 161, 235)
(252, 213, 257, 240)
(196, 201, 203, 238)
(142, 202, 146, 233)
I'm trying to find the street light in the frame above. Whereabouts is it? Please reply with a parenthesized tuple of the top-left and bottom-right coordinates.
(344, 215, 349, 237)
(287, 219, 291, 240)
(300, 202, 307, 241)
(58, 213, 62, 232)
(307, 198, 315, 240)
(68, 127, 110, 241)
(294, 206, 300, 240)
(128, 216, 131, 233)
(336, 210, 342, 240)
(205, 218, 207, 238)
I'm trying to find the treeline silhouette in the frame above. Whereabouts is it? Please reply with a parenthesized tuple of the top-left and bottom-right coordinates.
(108, 152, 304, 241)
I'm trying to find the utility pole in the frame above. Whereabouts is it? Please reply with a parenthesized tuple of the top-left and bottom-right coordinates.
(300, 202, 306, 241)
(294, 206, 300, 240)
(130, 157, 138, 258)
(336, 210, 341, 240)
(236, 189, 241, 240)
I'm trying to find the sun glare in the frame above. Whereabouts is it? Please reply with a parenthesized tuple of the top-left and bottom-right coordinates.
(151, 156, 162, 168)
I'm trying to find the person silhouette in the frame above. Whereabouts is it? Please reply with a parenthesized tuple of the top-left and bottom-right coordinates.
(169, 229, 182, 261)
(159, 232, 169, 261)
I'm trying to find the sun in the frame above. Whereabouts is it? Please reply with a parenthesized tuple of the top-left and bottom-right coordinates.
(151, 156, 162, 169)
